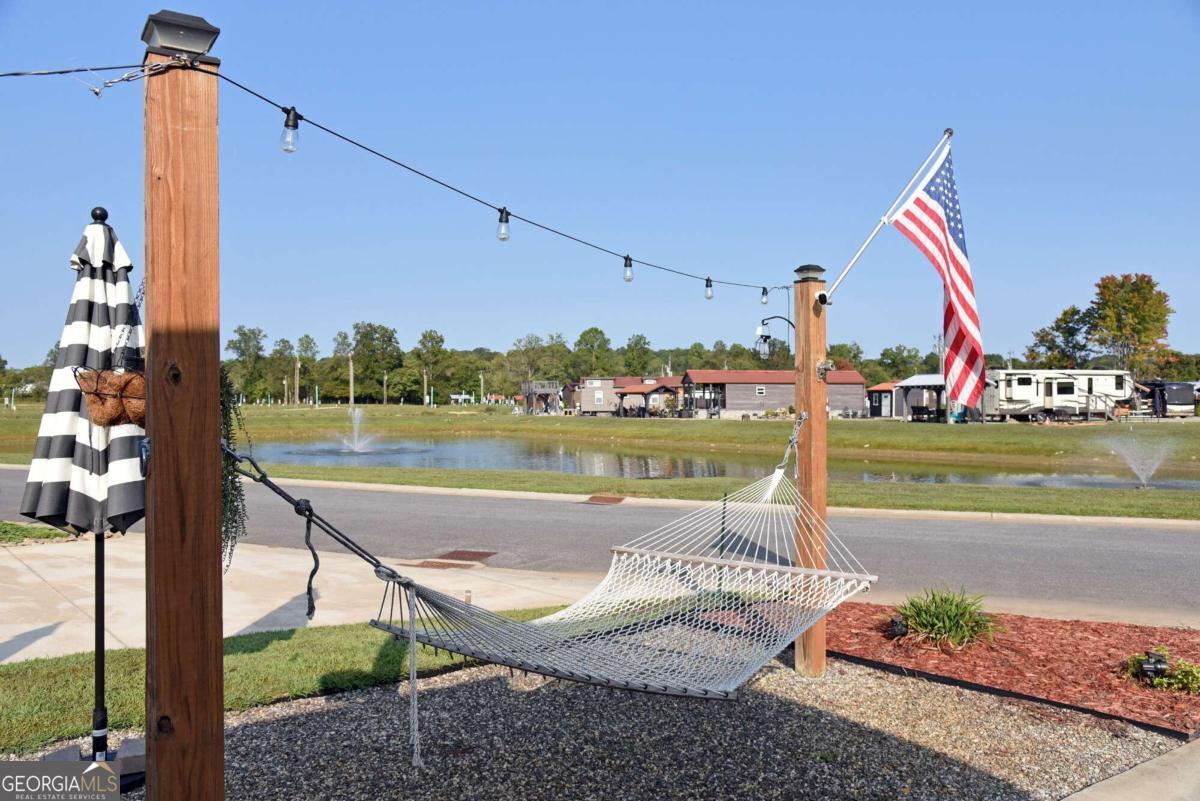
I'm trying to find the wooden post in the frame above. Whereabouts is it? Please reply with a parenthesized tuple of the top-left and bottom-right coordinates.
(793, 264, 828, 676)
(143, 19, 224, 801)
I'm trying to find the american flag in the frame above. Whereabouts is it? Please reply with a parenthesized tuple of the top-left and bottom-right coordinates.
(889, 145, 984, 407)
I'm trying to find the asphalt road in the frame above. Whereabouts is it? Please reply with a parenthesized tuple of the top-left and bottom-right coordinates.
(4, 468, 1197, 619)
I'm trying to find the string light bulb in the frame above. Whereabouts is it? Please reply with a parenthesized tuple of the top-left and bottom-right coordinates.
(280, 106, 301, 154)
(761, 287, 769, 305)
(496, 207, 511, 241)
(704, 277, 714, 300)
(623, 255, 634, 283)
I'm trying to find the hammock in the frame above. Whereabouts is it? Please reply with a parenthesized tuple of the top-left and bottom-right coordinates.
(225, 416, 875, 766)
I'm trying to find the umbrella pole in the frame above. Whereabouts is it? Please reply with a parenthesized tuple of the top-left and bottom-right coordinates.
(93, 531, 108, 761)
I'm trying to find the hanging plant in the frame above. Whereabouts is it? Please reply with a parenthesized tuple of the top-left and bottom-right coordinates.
(220, 364, 249, 569)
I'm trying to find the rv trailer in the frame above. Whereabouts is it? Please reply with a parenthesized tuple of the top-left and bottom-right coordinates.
(983, 369, 1132, 421)
(1140, 380, 1196, 417)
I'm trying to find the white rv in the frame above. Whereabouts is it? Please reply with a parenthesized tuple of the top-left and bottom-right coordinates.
(983, 369, 1132, 421)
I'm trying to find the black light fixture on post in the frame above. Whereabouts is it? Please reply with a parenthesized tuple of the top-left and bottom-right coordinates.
(141, 9, 220, 59)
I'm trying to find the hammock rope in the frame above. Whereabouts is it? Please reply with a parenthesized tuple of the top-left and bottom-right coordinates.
(222, 415, 875, 766)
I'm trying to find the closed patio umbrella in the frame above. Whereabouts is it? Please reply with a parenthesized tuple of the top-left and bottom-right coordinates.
(21, 206, 145, 777)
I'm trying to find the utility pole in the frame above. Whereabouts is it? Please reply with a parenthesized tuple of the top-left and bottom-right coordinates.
(293, 356, 300, 405)
(283, 377, 288, 406)
(479, 370, 484, 405)
(141, 10, 224, 800)
(422, 367, 429, 406)
(793, 264, 829, 677)
(383, 371, 388, 405)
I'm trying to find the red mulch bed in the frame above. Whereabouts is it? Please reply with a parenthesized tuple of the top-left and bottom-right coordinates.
(826, 602, 1200, 738)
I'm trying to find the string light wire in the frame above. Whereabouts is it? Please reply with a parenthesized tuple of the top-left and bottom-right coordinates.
(4, 59, 792, 295)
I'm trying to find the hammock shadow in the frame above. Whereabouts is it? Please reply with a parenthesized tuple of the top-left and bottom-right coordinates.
(227, 591, 316, 654)
(0, 622, 63, 663)
(226, 659, 1049, 800)
(711, 531, 792, 566)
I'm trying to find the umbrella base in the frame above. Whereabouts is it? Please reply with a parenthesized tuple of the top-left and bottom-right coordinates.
(43, 737, 145, 793)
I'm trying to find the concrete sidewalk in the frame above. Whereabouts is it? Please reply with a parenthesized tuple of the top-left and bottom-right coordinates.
(1065, 737, 1200, 800)
(4, 530, 1196, 664)
(0, 534, 601, 664)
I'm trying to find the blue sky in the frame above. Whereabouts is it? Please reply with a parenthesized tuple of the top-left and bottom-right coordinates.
(2, 1, 1198, 367)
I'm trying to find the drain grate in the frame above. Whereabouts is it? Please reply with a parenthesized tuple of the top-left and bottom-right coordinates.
(584, 495, 624, 505)
(416, 560, 475, 570)
(436, 550, 497, 563)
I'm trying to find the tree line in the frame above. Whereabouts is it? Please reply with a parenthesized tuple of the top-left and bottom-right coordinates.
(2, 273, 1192, 404)
(219, 325, 797, 404)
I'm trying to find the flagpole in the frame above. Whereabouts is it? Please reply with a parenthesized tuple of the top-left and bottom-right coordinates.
(820, 128, 954, 304)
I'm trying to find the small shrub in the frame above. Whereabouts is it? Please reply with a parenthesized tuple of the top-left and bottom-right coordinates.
(1124, 646, 1200, 694)
(894, 588, 997, 648)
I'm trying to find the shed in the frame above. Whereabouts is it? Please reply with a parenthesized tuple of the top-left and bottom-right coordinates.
(867, 381, 907, 418)
(825, 369, 867, 417)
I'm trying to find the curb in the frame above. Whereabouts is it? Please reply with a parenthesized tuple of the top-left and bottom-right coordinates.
(5, 462, 1197, 529)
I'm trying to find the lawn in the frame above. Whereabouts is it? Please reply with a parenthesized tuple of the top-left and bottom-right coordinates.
(0, 608, 561, 755)
(262, 463, 1200, 519)
(0, 520, 70, 544)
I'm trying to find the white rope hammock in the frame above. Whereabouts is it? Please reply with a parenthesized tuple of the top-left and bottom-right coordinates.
(369, 417, 876, 765)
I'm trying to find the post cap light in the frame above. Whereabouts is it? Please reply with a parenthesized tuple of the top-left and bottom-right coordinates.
(142, 10, 220, 57)
(794, 264, 826, 283)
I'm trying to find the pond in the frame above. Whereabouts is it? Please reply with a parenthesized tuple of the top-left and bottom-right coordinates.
(250, 437, 1200, 490)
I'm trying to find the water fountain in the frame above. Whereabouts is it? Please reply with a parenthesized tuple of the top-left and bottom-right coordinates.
(1104, 433, 1175, 488)
(341, 407, 375, 453)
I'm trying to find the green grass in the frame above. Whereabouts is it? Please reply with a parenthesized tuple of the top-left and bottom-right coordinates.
(0, 607, 561, 755)
(0, 520, 70, 544)
(260, 462, 1200, 519)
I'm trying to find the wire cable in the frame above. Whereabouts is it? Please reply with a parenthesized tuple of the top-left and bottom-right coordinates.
(5, 59, 792, 294)
(193, 67, 783, 292)
(0, 63, 145, 78)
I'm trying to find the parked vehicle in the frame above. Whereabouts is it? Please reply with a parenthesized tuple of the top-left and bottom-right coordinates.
(1140, 380, 1196, 417)
(982, 369, 1132, 421)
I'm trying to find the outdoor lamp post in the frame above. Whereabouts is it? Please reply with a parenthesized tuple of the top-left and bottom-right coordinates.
(141, 9, 225, 801)
(793, 263, 829, 676)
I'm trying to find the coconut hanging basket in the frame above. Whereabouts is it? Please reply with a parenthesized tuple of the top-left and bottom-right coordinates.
(74, 366, 147, 427)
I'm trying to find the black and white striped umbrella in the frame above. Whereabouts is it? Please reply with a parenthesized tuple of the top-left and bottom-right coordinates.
(21, 209, 145, 534)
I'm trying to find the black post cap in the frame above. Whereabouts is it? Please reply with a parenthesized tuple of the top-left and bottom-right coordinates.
(794, 264, 826, 283)
(91, 207, 109, 224)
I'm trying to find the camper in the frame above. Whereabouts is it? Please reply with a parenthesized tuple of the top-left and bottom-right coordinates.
(1141, 380, 1196, 417)
(983, 369, 1132, 421)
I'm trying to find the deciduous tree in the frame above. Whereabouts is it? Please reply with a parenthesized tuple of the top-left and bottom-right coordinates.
(1089, 273, 1172, 376)
(572, 327, 614, 376)
(224, 325, 267, 398)
(1024, 305, 1094, 368)
(623, 333, 653, 376)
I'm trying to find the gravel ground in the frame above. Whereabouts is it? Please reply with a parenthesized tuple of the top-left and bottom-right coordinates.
(22, 658, 1178, 801)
